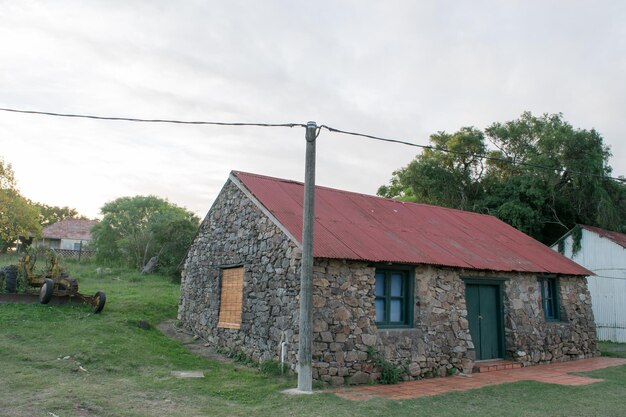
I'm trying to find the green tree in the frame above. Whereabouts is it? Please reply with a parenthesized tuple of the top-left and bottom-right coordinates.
(378, 112, 626, 244)
(32, 202, 81, 227)
(91, 195, 200, 275)
(483, 112, 623, 242)
(378, 127, 486, 211)
(0, 159, 41, 252)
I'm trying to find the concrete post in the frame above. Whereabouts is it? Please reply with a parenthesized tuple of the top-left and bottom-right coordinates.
(297, 121, 317, 392)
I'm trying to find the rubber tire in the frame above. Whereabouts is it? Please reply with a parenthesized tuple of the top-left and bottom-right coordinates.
(39, 278, 55, 304)
(1, 265, 18, 293)
(92, 291, 106, 313)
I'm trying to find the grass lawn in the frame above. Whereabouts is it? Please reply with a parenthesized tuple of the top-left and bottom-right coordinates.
(1, 254, 626, 417)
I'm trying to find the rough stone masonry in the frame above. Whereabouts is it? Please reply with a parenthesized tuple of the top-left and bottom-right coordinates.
(179, 179, 598, 386)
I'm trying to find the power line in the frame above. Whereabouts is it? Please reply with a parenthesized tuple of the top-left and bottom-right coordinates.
(0, 107, 306, 128)
(320, 124, 626, 183)
(1, 106, 623, 183)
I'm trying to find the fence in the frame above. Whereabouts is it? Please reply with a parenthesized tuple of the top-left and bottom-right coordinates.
(54, 249, 96, 261)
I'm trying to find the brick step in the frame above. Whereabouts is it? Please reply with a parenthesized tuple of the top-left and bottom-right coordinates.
(473, 360, 522, 373)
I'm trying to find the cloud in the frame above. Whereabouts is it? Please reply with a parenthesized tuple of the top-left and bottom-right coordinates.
(0, 0, 624, 220)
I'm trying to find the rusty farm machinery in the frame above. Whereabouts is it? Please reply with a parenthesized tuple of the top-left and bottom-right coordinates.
(0, 252, 106, 313)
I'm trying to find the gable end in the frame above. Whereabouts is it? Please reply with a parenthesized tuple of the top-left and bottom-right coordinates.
(229, 173, 302, 249)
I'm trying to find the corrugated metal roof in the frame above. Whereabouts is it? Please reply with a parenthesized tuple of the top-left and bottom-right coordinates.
(233, 171, 592, 276)
(42, 218, 97, 241)
(581, 225, 626, 249)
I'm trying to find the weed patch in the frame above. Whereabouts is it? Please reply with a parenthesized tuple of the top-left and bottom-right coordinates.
(367, 347, 407, 384)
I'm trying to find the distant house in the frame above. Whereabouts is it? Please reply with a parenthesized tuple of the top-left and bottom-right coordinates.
(179, 171, 597, 386)
(552, 225, 626, 343)
(39, 218, 97, 251)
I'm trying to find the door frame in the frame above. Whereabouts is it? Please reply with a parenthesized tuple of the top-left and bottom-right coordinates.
(462, 277, 507, 361)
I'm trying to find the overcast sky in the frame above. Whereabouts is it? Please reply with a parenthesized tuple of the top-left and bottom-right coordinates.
(1, 1, 624, 219)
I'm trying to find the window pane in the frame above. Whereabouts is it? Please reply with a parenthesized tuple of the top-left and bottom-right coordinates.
(374, 269, 412, 327)
(375, 299, 385, 322)
(375, 273, 386, 297)
(390, 299, 402, 322)
(545, 299, 553, 318)
(544, 279, 552, 300)
(541, 278, 557, 320)
(391, 273, 403, 297)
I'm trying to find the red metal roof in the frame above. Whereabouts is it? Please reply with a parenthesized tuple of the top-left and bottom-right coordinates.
(233, 171, 592, 275)
(581, 225, 626, 249)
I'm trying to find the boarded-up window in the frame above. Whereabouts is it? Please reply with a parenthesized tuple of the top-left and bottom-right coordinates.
(217, 267, 244, 329)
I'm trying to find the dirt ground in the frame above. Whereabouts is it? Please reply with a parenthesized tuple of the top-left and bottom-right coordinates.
(156, 319, 232, 364)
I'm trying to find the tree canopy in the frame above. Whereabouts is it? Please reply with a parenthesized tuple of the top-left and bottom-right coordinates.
(378, 112, 626, 244)
(0, 159, 41, 251)
(32, 202, 81, 227)
(0, 158, 89, 252)
(91, 195, 200, 276)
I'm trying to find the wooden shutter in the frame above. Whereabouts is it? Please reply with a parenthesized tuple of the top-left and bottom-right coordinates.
(217, 267, 244, 329)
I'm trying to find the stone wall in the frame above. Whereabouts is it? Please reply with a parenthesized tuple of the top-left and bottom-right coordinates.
(179, 178, 597, 386)
(310, 259, 377, 385)
(504, 274, 597, 365)
(179, 179, 302, 363)
(373, 265, 474, 380)
(309, 263, 476, 384)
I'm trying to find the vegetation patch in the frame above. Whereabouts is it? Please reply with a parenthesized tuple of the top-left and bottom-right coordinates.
(367, 347, 407, 385)
(571, 225, 583, 256)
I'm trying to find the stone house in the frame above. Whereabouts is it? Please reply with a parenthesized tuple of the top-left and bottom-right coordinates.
(179, 171, 597, 385)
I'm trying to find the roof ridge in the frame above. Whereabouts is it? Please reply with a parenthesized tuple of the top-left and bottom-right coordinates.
(579, 224, 626, 248)
(232, 170, 496, 219)
(580, 224, 626, 235)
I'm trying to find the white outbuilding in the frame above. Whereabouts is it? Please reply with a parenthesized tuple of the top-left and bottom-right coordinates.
(552, 225, 626, 342)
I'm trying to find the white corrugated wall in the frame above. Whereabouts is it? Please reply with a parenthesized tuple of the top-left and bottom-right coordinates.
(553, 229, 626, 342)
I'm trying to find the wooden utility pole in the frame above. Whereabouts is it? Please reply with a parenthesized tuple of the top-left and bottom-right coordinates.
(297, 121, 317, 392)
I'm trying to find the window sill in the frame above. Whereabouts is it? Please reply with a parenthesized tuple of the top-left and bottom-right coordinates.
(545, 319, 568, 326)
(376, 323, 413, 330)
(376, 327, 417, 337)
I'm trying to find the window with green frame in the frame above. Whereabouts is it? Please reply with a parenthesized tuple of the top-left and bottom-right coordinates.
(539, 276, 560, 321)
(374, 269, 412, 327)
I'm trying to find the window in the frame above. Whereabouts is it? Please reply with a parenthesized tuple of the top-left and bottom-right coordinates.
(73, 242, 82, 251)
(374, 269, 412, 327)
(217, 267, 244, 329)
(539, 276, 560, 321)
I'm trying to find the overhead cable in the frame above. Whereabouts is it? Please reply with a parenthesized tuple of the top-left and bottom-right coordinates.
(0, 106, 623, 182)
(320, 125, 626, 183)
(0, 107, 306, 128)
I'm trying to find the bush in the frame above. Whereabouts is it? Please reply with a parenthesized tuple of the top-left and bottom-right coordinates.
(91, 196, 199, 277)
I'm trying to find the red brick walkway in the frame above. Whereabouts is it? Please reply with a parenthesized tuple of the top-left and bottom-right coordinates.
(330, 357, 626, 400)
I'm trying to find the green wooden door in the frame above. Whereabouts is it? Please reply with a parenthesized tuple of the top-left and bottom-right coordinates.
(466, 283, 503, 360)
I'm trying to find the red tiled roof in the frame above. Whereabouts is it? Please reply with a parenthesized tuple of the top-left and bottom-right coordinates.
(42, 218, 97, 241)
(580, 225, 626, 249)
(233, 171, 591, 276)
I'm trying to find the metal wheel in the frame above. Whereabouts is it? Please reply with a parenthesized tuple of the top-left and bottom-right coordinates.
(39, 278, 54, 304)
(92, 291, 106, 313)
